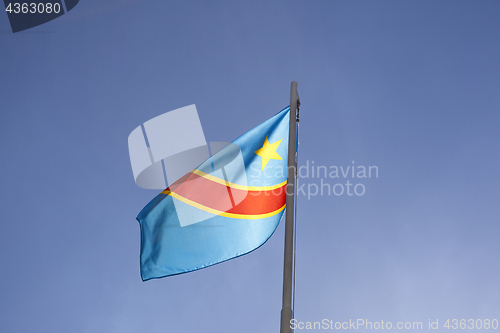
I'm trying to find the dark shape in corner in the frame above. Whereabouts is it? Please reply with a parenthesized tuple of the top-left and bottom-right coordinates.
(64, 0, 78, 12)
(3, 0, 79, 33)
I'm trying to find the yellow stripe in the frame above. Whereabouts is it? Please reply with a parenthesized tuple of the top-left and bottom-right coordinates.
(161, 190, 286, 220)
(191, 169, 287, 191)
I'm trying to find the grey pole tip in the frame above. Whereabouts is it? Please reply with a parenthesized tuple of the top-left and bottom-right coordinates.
(280, 81, 298, 333)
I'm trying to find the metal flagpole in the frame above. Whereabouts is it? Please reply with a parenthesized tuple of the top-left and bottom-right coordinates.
(280, 81, 299, 333)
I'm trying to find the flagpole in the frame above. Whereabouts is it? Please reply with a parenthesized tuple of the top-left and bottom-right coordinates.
(280, 81, 298, 333)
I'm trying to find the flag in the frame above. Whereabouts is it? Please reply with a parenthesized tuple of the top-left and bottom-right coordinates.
(137, 106, 291, 281)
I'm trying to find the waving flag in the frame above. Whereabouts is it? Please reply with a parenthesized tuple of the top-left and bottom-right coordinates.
(137, 106, 291, 280)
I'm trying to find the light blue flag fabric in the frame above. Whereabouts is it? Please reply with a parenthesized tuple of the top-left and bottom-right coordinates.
(137, 106, 290, 280)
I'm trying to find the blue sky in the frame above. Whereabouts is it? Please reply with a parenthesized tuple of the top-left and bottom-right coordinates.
(1, 1, 500, 332)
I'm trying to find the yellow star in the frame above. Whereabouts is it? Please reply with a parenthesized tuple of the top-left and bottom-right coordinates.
(254, 135, 283, 170)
